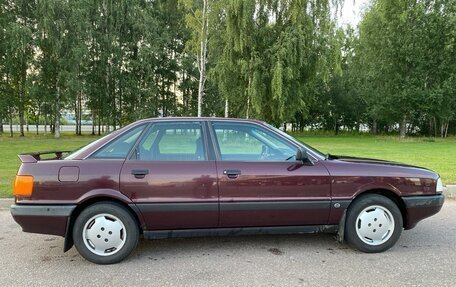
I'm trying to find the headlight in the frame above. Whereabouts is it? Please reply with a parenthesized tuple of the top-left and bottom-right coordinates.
(436, 177, 444, 194)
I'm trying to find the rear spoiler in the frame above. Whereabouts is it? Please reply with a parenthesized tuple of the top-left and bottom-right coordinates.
(18, 151, 73, 163)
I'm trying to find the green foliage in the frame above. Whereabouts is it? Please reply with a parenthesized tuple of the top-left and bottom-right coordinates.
(0, 0, 455, 137)
(350, 0, 456, 136)
(211, 0, 337, 125)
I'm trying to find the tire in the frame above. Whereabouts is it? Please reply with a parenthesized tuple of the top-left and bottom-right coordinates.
(73, 202, 139, 264)
(345, 194, 403, 253)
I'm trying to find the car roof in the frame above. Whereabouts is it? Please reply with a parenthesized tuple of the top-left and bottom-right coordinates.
(138, 117, 266, 125)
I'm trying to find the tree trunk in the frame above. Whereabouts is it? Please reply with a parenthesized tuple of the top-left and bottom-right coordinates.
(92, 111, 95, 135)
(18, 56, 26, 137)
(441, 120, 449, 138)
(118, 84, 122, 128)
(36, 107, 40, 135)
(98, 113, 101, 135)
(433, 117, 437, 137)
(224, 98, 229, 118)
(54, 78, 61, 138)
(399, 115, 406, 138)
(75, 90, 83, 136)
(18, 90, 25, 137)
(79, 92, 82, 135)
(372, 120, 377, 134)
(0, 114, 3, 136)
(246, 95, 250, 119)
(9, 107, 13, 137)
(44, 114, 48, 134)
(197, 0, 208, 117)
(75, 99, 79, 135)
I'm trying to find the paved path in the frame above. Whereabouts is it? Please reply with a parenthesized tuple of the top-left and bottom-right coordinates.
(1, 200, 455, 287)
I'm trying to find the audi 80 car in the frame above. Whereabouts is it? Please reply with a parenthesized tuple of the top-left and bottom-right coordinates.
(11, 117, 444, 264)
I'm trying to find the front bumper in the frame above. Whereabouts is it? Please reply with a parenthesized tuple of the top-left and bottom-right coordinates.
(11, 204, 76, 236)
(402, 194, 445, 229)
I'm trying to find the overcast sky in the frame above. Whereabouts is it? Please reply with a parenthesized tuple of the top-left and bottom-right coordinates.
(337, 0, 370, 28)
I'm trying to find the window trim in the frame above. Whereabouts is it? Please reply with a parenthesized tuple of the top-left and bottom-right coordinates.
(208, 121, 312, 163)
(210, 121, 298, 163)
(128, 120, 210, 162)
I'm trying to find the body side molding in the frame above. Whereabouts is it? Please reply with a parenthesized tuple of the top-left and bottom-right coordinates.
(144, 225, 338, 239)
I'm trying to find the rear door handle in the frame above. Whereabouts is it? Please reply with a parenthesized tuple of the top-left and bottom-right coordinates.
(223, 169, 241, 179)
(131, 169, 149, 179)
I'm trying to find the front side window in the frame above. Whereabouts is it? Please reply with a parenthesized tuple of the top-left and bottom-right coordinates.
(135, 122, 206, 161)
(212, 122, 296, 161)
(91, 124, 146, 159)
(265, 123, 326, 160)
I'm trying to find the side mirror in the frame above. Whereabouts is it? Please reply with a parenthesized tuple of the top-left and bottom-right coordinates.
(296, 148, 313, 165)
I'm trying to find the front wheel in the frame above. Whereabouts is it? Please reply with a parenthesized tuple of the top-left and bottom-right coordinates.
(345, 194, 403, 253)
(73, 202, 139, 264)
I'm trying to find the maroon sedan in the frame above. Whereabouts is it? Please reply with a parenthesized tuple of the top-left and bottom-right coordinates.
(11, 118, 444, 264)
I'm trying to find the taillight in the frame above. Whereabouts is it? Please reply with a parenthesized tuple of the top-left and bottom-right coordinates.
(13, 175, 34, 198)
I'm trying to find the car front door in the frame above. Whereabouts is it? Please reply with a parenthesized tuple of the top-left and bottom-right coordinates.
(119, 121, 219, 230)
(210, 121, 331, 227)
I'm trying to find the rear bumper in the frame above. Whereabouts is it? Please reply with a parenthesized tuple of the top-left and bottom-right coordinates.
(402, 194, 445, 230)
(11, 204, 76, 236)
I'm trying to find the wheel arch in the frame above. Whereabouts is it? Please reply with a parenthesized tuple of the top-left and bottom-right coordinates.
(64, 195, 145, 252)
(349, 189, 407, 229)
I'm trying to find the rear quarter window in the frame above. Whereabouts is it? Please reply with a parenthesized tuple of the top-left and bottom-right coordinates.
(90, 124, 146, 159)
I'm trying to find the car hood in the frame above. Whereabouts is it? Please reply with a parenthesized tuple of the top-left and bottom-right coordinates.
(327, 155, 429, 170)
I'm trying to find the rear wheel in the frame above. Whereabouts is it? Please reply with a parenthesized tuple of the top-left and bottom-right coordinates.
(73, 202, 139, 264)
(345, 194, 403, 253)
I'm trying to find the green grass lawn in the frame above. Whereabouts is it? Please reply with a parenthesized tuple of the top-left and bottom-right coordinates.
(0, 132, 454, 197)
(295, 134, 456, 185)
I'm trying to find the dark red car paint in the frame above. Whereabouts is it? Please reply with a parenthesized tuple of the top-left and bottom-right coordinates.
(11, 117, 444, 245)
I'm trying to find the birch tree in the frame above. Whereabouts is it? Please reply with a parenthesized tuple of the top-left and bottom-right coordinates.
(180, 0, 210, 117)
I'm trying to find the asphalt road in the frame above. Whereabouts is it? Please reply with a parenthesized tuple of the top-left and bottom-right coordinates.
(1, 200, 455, 287)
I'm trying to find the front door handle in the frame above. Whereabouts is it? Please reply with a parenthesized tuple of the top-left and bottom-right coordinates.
(131, 169, 149, 179)
(223, 169, 241, 179)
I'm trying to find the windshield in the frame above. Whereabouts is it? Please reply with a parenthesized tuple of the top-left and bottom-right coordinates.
(265, 124, 326, 160)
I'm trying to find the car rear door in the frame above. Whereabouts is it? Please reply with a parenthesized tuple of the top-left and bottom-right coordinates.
(209, 121, 331, 227)
(119, 120, 219, 230)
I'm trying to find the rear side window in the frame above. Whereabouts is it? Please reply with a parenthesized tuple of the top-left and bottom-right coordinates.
(135, 122, 206, 161)
(91, 125, 146, 159)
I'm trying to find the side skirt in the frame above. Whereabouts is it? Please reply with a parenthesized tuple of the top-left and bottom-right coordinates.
(144, 225, 338, 240)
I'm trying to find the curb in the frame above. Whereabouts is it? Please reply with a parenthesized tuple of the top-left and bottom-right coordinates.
(0, 198, 13, 210)
(444, 185, 456, 199)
